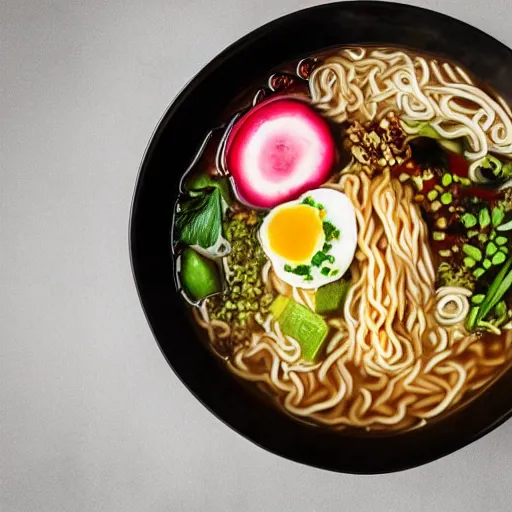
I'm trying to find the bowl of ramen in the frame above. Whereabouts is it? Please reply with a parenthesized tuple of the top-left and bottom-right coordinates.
(130, 1, 512, 473)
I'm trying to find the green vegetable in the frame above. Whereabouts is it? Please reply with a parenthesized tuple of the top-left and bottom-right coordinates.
(461, 213, 478, 228)
(323, 243, 332, 252)
(417, 124, 442, 139)
(486, 242, 498, 257)
(463, 244, 482, 262)
(176, 188, 223, 250)
(474, 256, 512, 326)
(477, 155, 503, 179)
(320, 267, 331, 276)
(464, 257, 476, 268)
(478, 233, 488, 244)
(497, 219, 512, 232)
(315, 280, 350, 314)
(439, 139, 464, 155)
(285, 264, 311, 277)
(492, 207, 505, 227)
(495, 236, 508, 245)
(471, 294, 485, 305)
(311, 251, 335, 267)
(442, 173, 453, 187)
(400, 120, 463, 154)
(494, 300, 507, 318)
(483, 258, 492, 270)
(180, 248, 221, 300)
(467, 229, 479, 238)
(440, 192, 453, 205)
(466, 306, 480, 331)
(439, 249, 452, 258)
(433, 231, 446, 241)
(473, 268, 486, 278)
(323, 221, 340, 241)
(427, 190, 439, 201)
(492, 252, 507, 265)
(187, 173, 232, 204)
(209, 213, 273, 346)
(459, 177, 471, 186)
(270, 296, 328, 361)
(302, 196, 325, 210)
(479, 208, 491, 229)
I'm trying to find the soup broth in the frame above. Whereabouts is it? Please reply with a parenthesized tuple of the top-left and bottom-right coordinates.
(173, 46, 512, 431)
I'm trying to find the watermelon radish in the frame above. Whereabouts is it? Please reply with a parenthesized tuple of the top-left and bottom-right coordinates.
(225, 98, 336, 209)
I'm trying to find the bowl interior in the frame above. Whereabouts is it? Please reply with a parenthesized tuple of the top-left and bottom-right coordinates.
(130, 1, 512, 473)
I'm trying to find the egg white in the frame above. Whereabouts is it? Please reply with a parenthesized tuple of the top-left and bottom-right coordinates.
(259, 188, 358, 289)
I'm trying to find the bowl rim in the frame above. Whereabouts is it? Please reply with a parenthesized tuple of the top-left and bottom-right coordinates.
(130, 1, 512, 474)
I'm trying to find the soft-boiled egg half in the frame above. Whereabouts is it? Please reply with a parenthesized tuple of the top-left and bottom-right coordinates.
(259, 188, 358, 289)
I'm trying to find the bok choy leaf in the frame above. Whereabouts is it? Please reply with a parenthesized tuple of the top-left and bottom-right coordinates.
(175, 188, 228, 255)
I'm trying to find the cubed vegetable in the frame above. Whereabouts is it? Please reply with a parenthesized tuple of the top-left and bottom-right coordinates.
(315, 279, 350, 315)
(270, 296, 328, 361)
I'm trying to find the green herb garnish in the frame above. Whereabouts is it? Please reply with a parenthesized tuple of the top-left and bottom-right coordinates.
(442, 173, 453, 187)
(464, 256, 476, 268)
(486, 242, 498, 257)
(320, 267, 331, 276)
(471, 294, 485, 305)
(461, 213, 478, 229)
(468, 256, 512, 330)
(479, 208, 491, 229)
(323, 243, 332, 252)
(302, 196, 324, 210)
(440, 192, 453, 205)
(463, 244, 482, 262)
(312, 251, 335, 267)
(492, 252, 507, 265)
(323, 221, 340, 241)
(284, 264, 313, 280)
(492, 206, 505, 227)
(291, 265, 311, 276)
(473, 268, 486, 278)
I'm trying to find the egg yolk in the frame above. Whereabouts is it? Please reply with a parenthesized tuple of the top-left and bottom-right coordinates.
(267, 204, 323, 263)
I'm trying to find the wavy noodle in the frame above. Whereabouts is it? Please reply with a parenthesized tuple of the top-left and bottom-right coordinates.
(191, 47, 512, 431)
(309, 47, 512, 160)
(192, 171, 512, 430)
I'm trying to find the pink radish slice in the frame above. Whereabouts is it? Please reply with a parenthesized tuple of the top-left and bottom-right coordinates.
(225, 98, 336, 209)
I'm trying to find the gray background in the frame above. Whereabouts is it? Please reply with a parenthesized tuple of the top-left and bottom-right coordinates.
(2, 0, 512, 510)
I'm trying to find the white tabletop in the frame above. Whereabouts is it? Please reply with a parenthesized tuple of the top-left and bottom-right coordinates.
(3, 1, 512, 510)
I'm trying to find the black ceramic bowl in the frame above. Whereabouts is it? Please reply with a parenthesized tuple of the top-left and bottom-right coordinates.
(130, 1, 512, 473)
